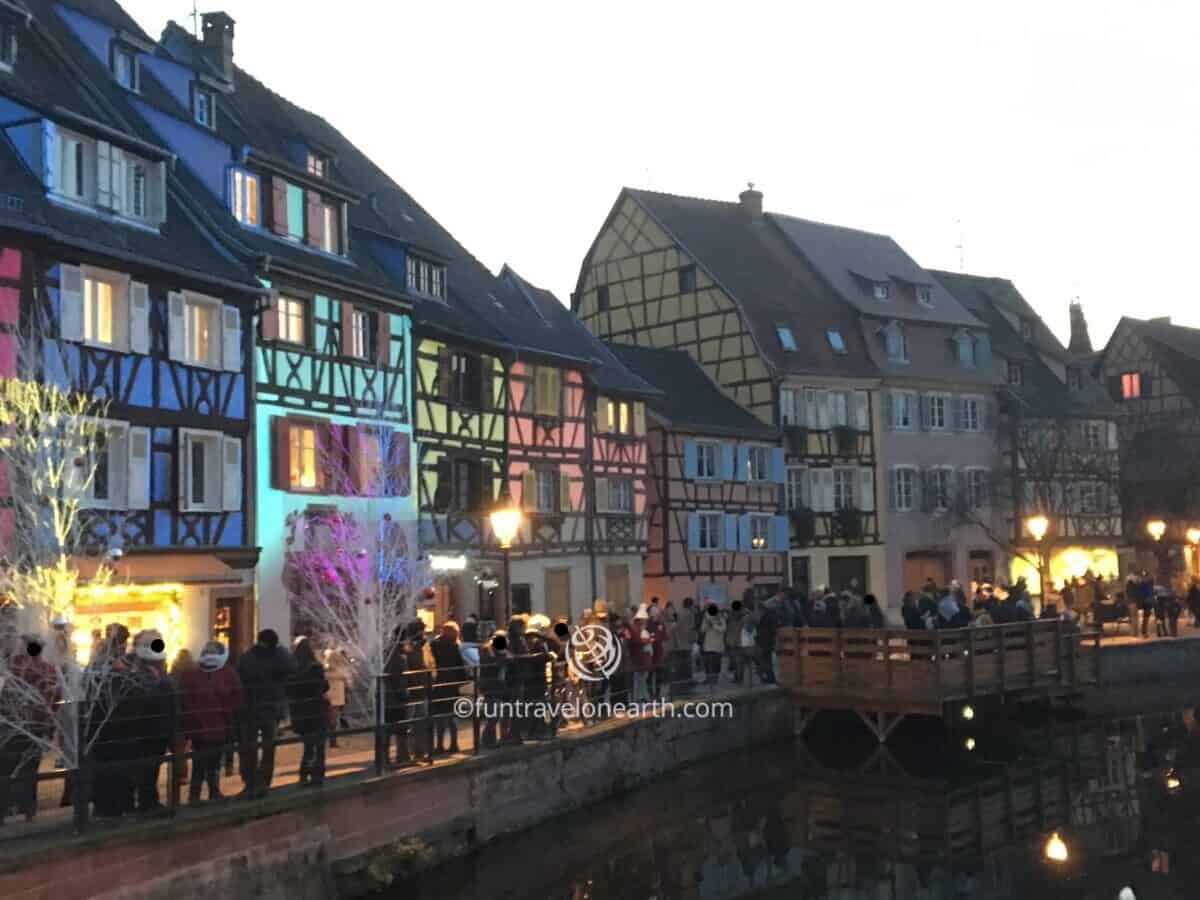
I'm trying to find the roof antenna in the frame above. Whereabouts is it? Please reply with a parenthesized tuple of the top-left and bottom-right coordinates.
(954, 217, 965, 272)
(191, 1, 200, 39)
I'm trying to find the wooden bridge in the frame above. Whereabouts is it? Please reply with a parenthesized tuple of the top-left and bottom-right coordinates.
(776, 621, 1101, 740)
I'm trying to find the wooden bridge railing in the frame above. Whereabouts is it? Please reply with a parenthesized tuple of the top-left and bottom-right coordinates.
(776, 621, 1100, 716)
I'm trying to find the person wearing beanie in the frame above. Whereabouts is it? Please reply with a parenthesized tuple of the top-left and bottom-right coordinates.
(237, 628, 297, 797)
(180, 641, 243, 804)
(286, 638, 330, 787)
(126, 630, 175, 813)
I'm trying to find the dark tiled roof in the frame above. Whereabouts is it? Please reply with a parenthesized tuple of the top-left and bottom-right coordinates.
(607, 342, 778, 438)
(933, 270, 1115, 418)
(1117, 317, 1200, 406)
(623, 189, 878, 380)
(497, 267, 659, 397)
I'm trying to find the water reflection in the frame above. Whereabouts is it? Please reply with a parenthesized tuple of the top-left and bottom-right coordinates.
(397, 708, 1200, 900)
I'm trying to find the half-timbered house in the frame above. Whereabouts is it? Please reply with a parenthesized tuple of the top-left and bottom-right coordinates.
(573, 187, 887, 601)
(609, 344, 786, 607)
(49, 3, 419, 640)
(0, 2, 263, 655)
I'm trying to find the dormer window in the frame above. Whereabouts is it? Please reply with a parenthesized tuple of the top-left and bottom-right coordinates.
(882, 322, 907, 363)
(1008, 360, 1025, 386)
(193, 87, 215, 129)
(826, 329, 847, 354)
(0, 21, 17, 73)
(916, 285, 934, 307)
(1067, 367, 1082, 391)
(48, 125, 165, 225)
(112, 44, 138, 91)
(306, 152, 329, 178)
(678, 264, 697, 294)
(407, 255, 447, 300)
(1020, 318, 1033, 341)
(315, 198, 341, 254)
(776, 325, 797, 351)
(954, 330, 977, 367)
(230, 169, 259, 226)
(873, 282, 890, 301)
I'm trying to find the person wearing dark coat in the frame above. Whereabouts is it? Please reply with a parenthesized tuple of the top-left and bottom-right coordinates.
(901, 592, 924, 631)
(430, 623, 465, 754)
(755, 597, 780, 684)
(287, 638, 329, 786)
(1188, 580, 1200, 628)
(180, 640, 243, 804)
(0, 634, 59, 823)
(126, 630, 175, 814)
(477, 632, 510, 749)
(863, 594, 885, 629)
(236, 628, 297, 797)
(86, 624, 131, 818)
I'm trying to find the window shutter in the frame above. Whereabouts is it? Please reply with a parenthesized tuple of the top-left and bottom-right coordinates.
(769, 447, 786, 484)
(345, 425, 364, 495)
(305, 191, 323, 248)
(270, 417, 290, 490)
(594, 399, 607, 435)
(167, 291, 185, 361)
(436, 347, 451, 400)
(111, 146, 127, 214)
(887, 467, 898, 511)
(722, 514, 738, 551)
(807, 469, 821, 512)
(816, 390, 831, 430)
(719, 444, 735, 481)
(770, 516, 788, 552)
(1106, 375, 1121, 402)
(339, 301, 354, 357)
(803, 390, 818, 428)
(854, 391, 869, 431)
(103, 425, 127, 509)
(952, 395, 965, 431)
(41, 121, 56, 191)
(984, 398, 997, 432)
(260, 292, 279, 341)
(738, 514, 752, 552)
(127, 281, 150, 354)
(633, 402, 646, 436)
(858, 467, 875, 512)
(59, 264, 83, 341)
(978, 469, 992, 509)
(683, 440, 698, 479)
(918, 394, 930, 431)
(687, 513, 700, 552)
(126, 426, 150, 510)
(521, 470, 536, 510)
(148, 162, 166, 225)
(96, 141, 112, 209)
(734, 445, 749, 482)
(1107, 421, 1118, 451)
(884, 392, 895, 430)
(316, 421, 338, 493)
(222, 436, 242, 511)
(177, 429, 191, 511)
(271, 177, 289, 236)
(433, 457, 451, 512)
(221, 305, 241, 372)
(920, 469, 932, 513)
(559, 471, 572, 513)
(594, 476, 609, 514)
(376, 312, 391, 366)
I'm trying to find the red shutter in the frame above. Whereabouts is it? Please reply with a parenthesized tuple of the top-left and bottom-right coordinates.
(270, 417, 290, 490)
(305, 191, 323, 248)
(391, 431, 411, 497)
(376, 310, 390, 366)
(270, 177, 288, 236)
(346, 425, 363, 495)
(317, 421, 336, 493)
(260, 292, 280, 341)
(340, 301, 354, 357)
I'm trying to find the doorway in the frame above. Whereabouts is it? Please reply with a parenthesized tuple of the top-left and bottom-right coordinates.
(968, 550, 995, 586)
(545, 568, 571, 621)
(605, 565, 630, 613)
(511, 583, 532, 616)
(904, 550, 951, 591)
(212, 592, 252, 662)
(828, 556, 869, 593)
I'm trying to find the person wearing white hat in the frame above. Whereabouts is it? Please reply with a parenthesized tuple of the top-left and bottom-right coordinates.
(179, 641, 243, 805)
(127, 630, 175, 813)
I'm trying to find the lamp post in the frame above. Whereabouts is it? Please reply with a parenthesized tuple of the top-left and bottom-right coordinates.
(1026, 514, 1051, 609)
(1147, 519, 1168, 586)
(489, 489, 522, 624)
(1186, 527, 1200, 579)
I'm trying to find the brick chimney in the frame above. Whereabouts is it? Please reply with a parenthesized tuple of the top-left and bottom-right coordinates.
(1067, 301, 1093, 354)
(738, 182, 763, 221)
(201, 12, 236, 82)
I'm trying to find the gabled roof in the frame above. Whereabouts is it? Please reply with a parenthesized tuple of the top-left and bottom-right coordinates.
(1103, 316, 1200, 406)
(770, 214, 982, 329)
(932, 270, 1115, 418)
(497, 267, 659, 397)
(620, 188, 879, 381)
(607, 343, 778, 439)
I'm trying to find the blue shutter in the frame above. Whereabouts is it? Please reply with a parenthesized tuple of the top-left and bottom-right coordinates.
(683, 440, 698, 479)
(770, 516, 789, 552)
(687, 513, 700, 551)
(722, 514, 738, 550)
(738, 514, 752, 552)
(720, 444, 736, 481)
(769, 447, 786, 484)
(734, 445, 749, 482)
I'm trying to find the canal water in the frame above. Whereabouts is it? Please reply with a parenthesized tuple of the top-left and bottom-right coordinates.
(388, 701, 1199, 900)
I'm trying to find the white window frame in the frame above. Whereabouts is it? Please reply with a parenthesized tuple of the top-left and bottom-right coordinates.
(780, 387, 802, 427)
(873, 282, 890, 301)
(956, 331, 977, 367)
(697, 512, 722, 552)
(747, 445, 770, 482)
(288, 422, 318, 491)
(966, 467, 989, 510)
(320, 201, 339, 254)
(916, 285, 934, 307)
(833, 466, 856, 511)
(892, 391, 916, 431)
(1008, 361, 1025, 386)
(962, 395, 983, 433)
(193, 87, 215, 128)
(786, 466, 809, 510)
(748, 514, 771, 551)
(1077, 481, 1102, 515)
(1083, 420, 1105, 450)
(79, 418, 129, 510)
(278, 296, 306, 345)
(180, 428, 222, 513)
(893, 466, 917, 512)
(231, 169, 259, 227)
(829, 391, 849, 427)
(928, 393, 950, 431)
(534, 469, 558, 513)
(349, 308, 370, 360)
(113, 44, 138, 91)
(82, 266, 129, 350)
(930, 467, 954, 512)
(306, 152, 328, 178)
(884, 323, 908, 363)
(608, 477, 634, 514)
(57, 129, 88, 201)
(183, 291, 223, 369)
(826, 329, 846, 354)
(0, 21, 17, 72)
(776, 326, 797, 351)
(696, 441, 719, 480)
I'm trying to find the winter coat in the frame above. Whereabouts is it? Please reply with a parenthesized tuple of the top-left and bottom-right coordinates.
(126, 660, 175, 758)
(286, 662, 329, 735)
(6, 654, 60, 741)
(237, 644, 298, 722)
(901, 604, 925, 631)
(179, 663, 243, 744)
(384, 644, 409, 722)
(431, 636, 466, 701)
(724, 609, 746, 650)
(325, 655, 351, 708)
(700, 611, 726, 654)
(756, 604, 780, 652)
(865, 604, 885, 629)
(662, 612, 689, 654)
(460, 620, 479, 644)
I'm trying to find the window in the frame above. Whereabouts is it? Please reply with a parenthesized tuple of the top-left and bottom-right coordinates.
(1120, 371, 1141, 399)
(891, 391, 916, 430)
(0, 21, 17, 71)
(608, 477, 634, 513)
(749, 515, 770, 551)
(678, 264, 696, 294)
(1020, 318, 1033, 341)
(535, 469, 558, 512)
(916, 285, 934, 307)
(128, 162, 146, 218)
(349, 309, 372, 360)
(884, 324, 907, 362)
(595, 285, 609, 312)
(776, 325, 797, 351)
(193, 88, 215, 128)
(873, 282, 890, 301)
(747, 446, 770, 481)
(828, 391, 849, 427)
(928, 394, 948, 431)
(966, 468, 989, 510)
(306, 152, 329, 178)
(231, 170, 259, 226)
(278, 296, 306, 345)
(59, 132, 86, 199)
(696, 442, 718, 480)
(1067, 367, 1082, 391)
(1082, 420, 1105, 450)
(83, 271, 121, 346)
(288, 423, 318, 490)
(697, 513, 722, 551)
(605, 399, 631, 434)
(434, 457, 486, 513)
(833, 468, 856, 510)
(929, 468, 953, 511)
(780, 388, 802, 426)
(786, 467, 809, 510)
(826, 329, 846, 354)
(1077, 482, 1106, 515)
(961, 396, 982, 432)
(893, 467, 916, 512)
(320, 201, 340, 254)
(184, 294, 221, 367)
(530, 367, 561, 418)
(955, 331, 977, 367)
(448, 351, 482, 407)
(51, 129, 164, 223)
(76, 419, 131, 509)
(1007, 360, 1024, 386)
(183, 430, 221, 512)
(112, 45, 138, 91)
(406, 255, 447, 299)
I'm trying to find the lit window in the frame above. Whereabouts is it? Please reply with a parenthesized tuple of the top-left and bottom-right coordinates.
(826, 329, 846, 354)
(777, 326, 797, 351)
(608, 478, 634, 513)
(278, 296, 306, 345)
(533, 367, 561, 418)
(697, 513, 722, 551)
(1120, 371, 1141, 399)
(0, 21, 18, 71)
(231, 170, 259, 226)
(306, 152, 329, 178)
(833, 467, 856, 510)
(184, 294, 221, 367)
(696, 442, 718, 479)
(961, 396, 982, 432)
(320, 201, 340, 254)
(289, 424, 318, 490)
(749, 515, 770, 551)
(786, 467, 809, 510)
(893, 467, 916, 512)
(1008, 361, 1024, 386)
(747, 446, 770, 481)
(113, 45, 138, 91)
(916, 285, 934, 307)
(873, 282, 890, 301)
(535, 469, 558, 512)
(606, 399, 630, 434)
(928, 394, 948, 431)
(349, 309, 371, 359)
(193, 88, 215, 128)
(678, 264, 696, 294)
(83, 272, 120, 346)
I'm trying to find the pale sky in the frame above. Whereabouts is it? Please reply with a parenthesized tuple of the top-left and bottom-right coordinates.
(121, 1, 1200, 349)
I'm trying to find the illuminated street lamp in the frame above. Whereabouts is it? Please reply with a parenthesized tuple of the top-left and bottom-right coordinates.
(1044, 831, 1069, 863)
(1147, 519, 1167, 543)
(1025, 515, 1051, 605)
(490, 489, 522, 623)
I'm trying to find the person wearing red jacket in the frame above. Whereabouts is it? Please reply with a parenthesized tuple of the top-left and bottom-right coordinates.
(180, 641, 243, 805)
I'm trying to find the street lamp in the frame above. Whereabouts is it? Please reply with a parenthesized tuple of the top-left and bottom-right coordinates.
(1148, 519, 1167, 543)
(1025, 515, 1051, 606)
(1044, 831, 1069, 863)
(489, 489, 522, 624)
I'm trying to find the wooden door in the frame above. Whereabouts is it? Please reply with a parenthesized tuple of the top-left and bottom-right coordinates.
(904, 552, 950, 592)
(828, 556, 869, 593)
(545, 568, 571, 621)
